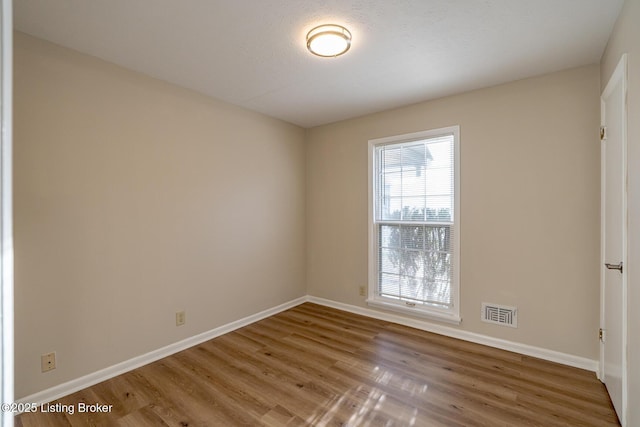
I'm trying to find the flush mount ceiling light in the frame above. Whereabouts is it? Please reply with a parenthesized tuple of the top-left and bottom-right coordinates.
(306, 24, 352, 57)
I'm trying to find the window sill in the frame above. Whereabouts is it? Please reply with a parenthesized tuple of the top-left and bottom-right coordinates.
(366, 299, 461, 325)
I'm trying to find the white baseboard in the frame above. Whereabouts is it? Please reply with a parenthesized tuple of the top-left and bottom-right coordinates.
(17, 296, 307, 407)
(307, 296, 599, 373)
(18, 294, 598, 407)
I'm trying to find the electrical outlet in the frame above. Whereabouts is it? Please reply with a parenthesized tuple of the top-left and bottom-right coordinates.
(176, 311, 186, 326)
(359, 286, 366, 296)
(41, 352, 56, 372)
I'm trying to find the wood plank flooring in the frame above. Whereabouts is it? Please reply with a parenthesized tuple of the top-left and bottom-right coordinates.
(17, 303, 619, 426)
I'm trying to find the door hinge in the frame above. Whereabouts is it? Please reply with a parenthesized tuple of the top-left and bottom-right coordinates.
(600, 126, 607, 141)
(599, 328, 606, 343)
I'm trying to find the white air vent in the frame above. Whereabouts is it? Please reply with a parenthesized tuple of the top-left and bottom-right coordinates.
(481, 303, 517, 328)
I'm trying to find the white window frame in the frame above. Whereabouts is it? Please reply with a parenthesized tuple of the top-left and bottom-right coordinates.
(367, 126, 461, 324)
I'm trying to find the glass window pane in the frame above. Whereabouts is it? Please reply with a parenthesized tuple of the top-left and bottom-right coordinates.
(398, 248, 421, 277)
(379, 225, 398, 248)
(424, 226, 451, 252)
(400, 276, 421, 300)
(401, 169, 426, 197)
(382, 171, 402, 197)
(401, 197, 425, 221)
(382, 147, 402, 173)
(383, 197, 402, 220)
(379, 248, 399, 274)
(425, 140, 453, 169)
(425, 196, 452, 221)
(424, 168, 453, 196)
(400, 225, 424, 250)
(379, 273, 400, 297)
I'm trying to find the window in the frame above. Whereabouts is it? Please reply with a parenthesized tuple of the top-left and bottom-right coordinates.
(368, 126, 460, 323)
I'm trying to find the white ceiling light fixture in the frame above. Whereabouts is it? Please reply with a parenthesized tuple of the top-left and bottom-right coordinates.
(306, 24, 352, 57)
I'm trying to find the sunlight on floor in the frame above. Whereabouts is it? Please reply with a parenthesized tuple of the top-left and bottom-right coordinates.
(306, 365, 429, 426)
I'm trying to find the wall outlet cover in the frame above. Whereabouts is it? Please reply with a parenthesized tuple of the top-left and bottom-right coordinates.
(41, 352, 56, 372)
(176, 311, 186, 326)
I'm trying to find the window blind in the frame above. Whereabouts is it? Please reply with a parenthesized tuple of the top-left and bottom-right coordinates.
(374, 135, 455, 308)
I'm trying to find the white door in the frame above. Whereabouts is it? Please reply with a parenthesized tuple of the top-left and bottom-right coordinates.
(600, 54, 627, 426)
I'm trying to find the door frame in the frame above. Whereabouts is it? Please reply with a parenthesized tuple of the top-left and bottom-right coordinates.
(0, 0, 13, 424)
(600, 53, 628, 426)
(0, 0, 13, 425)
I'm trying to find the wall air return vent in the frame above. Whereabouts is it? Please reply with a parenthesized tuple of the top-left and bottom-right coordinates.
(481, 303, 517, 328)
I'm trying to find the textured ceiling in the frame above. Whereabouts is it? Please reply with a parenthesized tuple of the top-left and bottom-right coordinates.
(14, 0, 624, 128)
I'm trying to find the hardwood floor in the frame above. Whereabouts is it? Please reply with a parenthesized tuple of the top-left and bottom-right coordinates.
(17, 303, 619, 426)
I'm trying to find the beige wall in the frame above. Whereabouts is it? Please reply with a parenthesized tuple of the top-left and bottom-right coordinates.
(307, 65, 601, 359)
(601, 0, 640, 424)
(13, 33, 307, 399)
